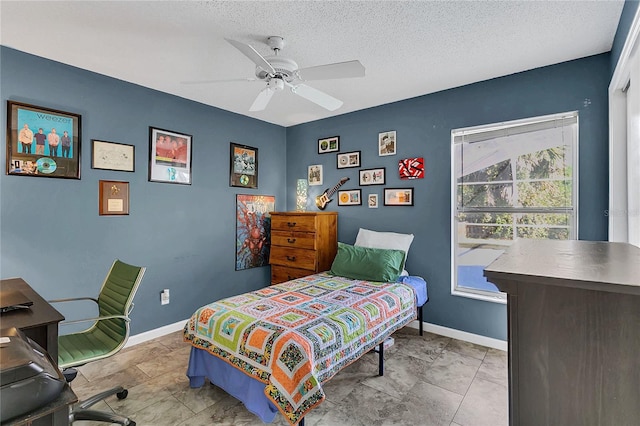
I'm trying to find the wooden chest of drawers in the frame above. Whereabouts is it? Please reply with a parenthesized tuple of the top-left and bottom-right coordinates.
(269, 211, 338, 284)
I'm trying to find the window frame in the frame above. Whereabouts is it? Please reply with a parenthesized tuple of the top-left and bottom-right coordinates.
(450, 111, 579, 303)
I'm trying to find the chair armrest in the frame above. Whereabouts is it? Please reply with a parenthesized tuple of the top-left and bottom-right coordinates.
(48, 297, 99, 305)
(60, 314, 130, 326)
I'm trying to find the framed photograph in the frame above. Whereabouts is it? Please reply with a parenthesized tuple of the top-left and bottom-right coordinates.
(92, 140, 135, 172)
(337, 151, 361, 169)
(236, 194, 275, 270)
(99, 180, 129, 216)
(368, 194, 379, 208)
(6, 100, 81, 179)
(318, 136, 339, 154)
(378, 130, 397, 156)
(230, 143, 258, 188)
(399, 157, 425, 180)
(308, 164, 323, 186)
(337, 189, 362, 206)
(384, 188, 414, 206)
(359, 167, 385, 185)
(149, 127, 192, 184)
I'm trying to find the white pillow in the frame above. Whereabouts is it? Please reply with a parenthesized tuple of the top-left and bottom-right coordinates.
(354, 228, 414, 274)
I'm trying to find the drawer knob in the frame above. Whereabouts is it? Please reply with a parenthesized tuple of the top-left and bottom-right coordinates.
(287, 238, 296, 244)
(286, 255, 296, 261)
(287, 222, 297, 227)
(288, 275, 294, 280)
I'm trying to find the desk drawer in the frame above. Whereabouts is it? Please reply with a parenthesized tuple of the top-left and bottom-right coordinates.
(271, 265, 313, 284)
(271, 231, 316, 250)
(271, 215, 317, 232)
(270, 246, 317, 270)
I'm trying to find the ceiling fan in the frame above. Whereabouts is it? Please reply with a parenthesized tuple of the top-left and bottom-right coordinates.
(185, 36, 365, 112)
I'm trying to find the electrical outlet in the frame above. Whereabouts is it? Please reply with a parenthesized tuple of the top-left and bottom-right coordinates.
(161, 289, 170, 305)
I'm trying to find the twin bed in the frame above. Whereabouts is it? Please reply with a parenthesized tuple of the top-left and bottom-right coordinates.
(183, 230, 428, 425)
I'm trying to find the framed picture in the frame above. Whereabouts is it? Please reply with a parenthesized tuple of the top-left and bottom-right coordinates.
(308, 164, 323, 186)
(359, 167, 385, 185)
(6, 100, 81, 179)
(399, 157, 425, 180)
(230, 143, 258, 188)
(337, 189, 362, 206)
(149, 127, 192, 184)
(368, 194, 379, 208)
(236, 194, 275, 270)
(99, 180, 129, 216)
(337, 151, 361, 169)
(92, 140, 135, 172)
(378, 130, 397, 156)
(318, 136, 339, 154)
(384, 188, 414, 206)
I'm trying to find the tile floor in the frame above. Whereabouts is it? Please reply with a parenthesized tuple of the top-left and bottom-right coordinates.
(71, 326, 507, 426)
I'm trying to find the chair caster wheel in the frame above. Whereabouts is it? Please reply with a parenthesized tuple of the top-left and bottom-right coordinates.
(116, 389, 128, 400)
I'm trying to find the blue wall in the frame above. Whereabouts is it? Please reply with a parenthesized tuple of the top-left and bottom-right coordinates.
(611, 0, 639, 75)
(0, 47, 287, 335)
(286, 54, 610, 340)
(0, 46, 612, 342)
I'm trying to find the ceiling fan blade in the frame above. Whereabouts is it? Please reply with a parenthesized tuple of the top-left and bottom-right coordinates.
(225, 38, 275, 75)
(297, 60, 365, 81)
(249, 87, 275, 112)
(181, 77, 257, 85)
(288, 83, 343, 111)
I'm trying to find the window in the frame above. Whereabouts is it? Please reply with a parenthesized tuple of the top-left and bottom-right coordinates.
(451, 112, 578, 302)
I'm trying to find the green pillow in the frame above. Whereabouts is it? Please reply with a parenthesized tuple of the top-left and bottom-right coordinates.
(330, 242, 405, 282)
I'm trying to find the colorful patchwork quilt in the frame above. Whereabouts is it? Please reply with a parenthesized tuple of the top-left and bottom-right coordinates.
(183, 272, 417, 425)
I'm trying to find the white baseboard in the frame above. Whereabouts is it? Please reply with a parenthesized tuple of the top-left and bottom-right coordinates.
(125, 318, 507, 352)
(124, 319, 188, 348)
(407, 320, 507, 351)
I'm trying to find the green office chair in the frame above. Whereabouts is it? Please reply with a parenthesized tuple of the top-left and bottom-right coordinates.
(49, 259, 145, 426)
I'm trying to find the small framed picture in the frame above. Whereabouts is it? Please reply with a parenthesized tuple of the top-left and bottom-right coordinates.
(368, 194, 378, 208)
(378, 131, 397, 156)
(384, 188, 414, 206)
(149, 127, 192, 185)
(99, 180, 129, 216)
(399, 157, 425, 180)
(6, 101, 81, 179)
(337, 151, 361, 169)
(359, 167, 385, 186)
(338, 189, 362, 206)
(230, 142, 258, 188)
(318, 136, 340, 154)
(92, 140, 135, 172)
(308, 164, 323, 186)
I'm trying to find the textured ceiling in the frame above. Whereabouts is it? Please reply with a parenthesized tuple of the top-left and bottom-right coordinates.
(0, 1, 625, 127)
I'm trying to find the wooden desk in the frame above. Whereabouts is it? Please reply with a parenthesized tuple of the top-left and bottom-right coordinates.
(1, 278, 74, 426)
(484, 240, 640, 426)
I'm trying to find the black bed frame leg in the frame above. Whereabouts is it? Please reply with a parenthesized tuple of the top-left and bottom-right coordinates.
(418, 304, 424, 336)
(378, 341, 384, 376)
(298, 418, 305, 426)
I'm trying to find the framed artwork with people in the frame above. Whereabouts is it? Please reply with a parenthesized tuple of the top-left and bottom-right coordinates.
(149, 127, 192, 185)
(6, 100, 81, 179)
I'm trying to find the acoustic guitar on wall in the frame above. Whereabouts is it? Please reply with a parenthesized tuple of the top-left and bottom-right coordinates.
(315, 177, 350, 210)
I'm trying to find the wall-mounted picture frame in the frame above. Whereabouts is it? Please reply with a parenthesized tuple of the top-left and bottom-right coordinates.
(399, 157, 425, 180)
(378, 130, 397, 156)
(308, 164, 323, 186)
(6, 100, 81, 179)
(337, 151, 361, 169)
(318, 136, 340, 154)
(149, 127, 192, 185)
(230, 143, 258, 188)
(99, 180, 129, 216)
(236, 194, 275, 270)
(368, 194, 379, 208)
(92, 140, 135, 172)
(384, 188, 414, 206)
(359, 167, 385, 185)
(338, 189, 362, 206)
